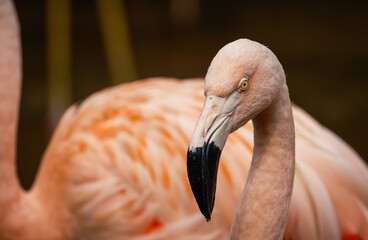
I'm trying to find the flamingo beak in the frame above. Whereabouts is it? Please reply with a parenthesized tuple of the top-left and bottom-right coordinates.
(187, 95, 233, 221)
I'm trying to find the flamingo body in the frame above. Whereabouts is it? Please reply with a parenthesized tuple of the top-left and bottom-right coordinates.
(0, 0, 368, 239)
(3, 78, 366, 239)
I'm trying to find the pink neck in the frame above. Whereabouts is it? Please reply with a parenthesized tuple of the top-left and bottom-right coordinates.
(0, 3, 64, 239)
(0, 0, 23, 213)
(230, 84, 295, 239)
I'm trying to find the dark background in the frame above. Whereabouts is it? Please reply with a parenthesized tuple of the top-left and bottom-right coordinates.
(14, 0, 368, 189)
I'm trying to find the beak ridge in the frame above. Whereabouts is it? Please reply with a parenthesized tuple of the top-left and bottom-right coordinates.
(187, 96, 231, 221)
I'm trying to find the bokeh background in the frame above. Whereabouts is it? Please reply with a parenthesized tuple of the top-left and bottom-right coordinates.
(14, 0, 368, 190)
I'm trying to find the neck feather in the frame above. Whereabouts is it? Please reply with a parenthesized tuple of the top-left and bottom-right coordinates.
(230, 83, 295, 239)
(0, 0, 23, 214)
(0, 3, 64, 239)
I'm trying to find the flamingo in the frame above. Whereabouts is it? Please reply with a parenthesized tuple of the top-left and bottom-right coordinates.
(1, 0, 367, 239)
(187, 38, 368, 239)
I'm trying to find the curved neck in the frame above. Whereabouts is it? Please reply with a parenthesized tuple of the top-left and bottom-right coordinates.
(230, 84, 295, 239)
(0, 3, 62, 239)
(0, 0, 23, 211)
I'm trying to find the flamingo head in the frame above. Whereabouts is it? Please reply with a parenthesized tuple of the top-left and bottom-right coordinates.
(187, 39, 285, 220)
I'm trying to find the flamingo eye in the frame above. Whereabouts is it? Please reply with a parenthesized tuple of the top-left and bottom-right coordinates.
(239, 78, 248, 91)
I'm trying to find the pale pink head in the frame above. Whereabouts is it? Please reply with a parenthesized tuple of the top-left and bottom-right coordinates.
(187, 38, 286, 220)
(205, 38, 286, 131)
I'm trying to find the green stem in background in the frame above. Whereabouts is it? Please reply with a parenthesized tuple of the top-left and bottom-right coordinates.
(46, 0, 72, 129)
(96, 0, 137, 85)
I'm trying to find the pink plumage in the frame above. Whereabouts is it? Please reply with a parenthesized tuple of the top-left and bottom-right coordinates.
(0, 0, 367, 239)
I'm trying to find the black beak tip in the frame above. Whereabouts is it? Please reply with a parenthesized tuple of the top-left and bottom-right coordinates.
(187, 143, 222, 222)
(203, 209, 212, 222)
(187, 147, 210, 219)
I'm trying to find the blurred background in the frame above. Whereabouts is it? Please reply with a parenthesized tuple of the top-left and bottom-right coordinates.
(14, 0, 368, 189)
